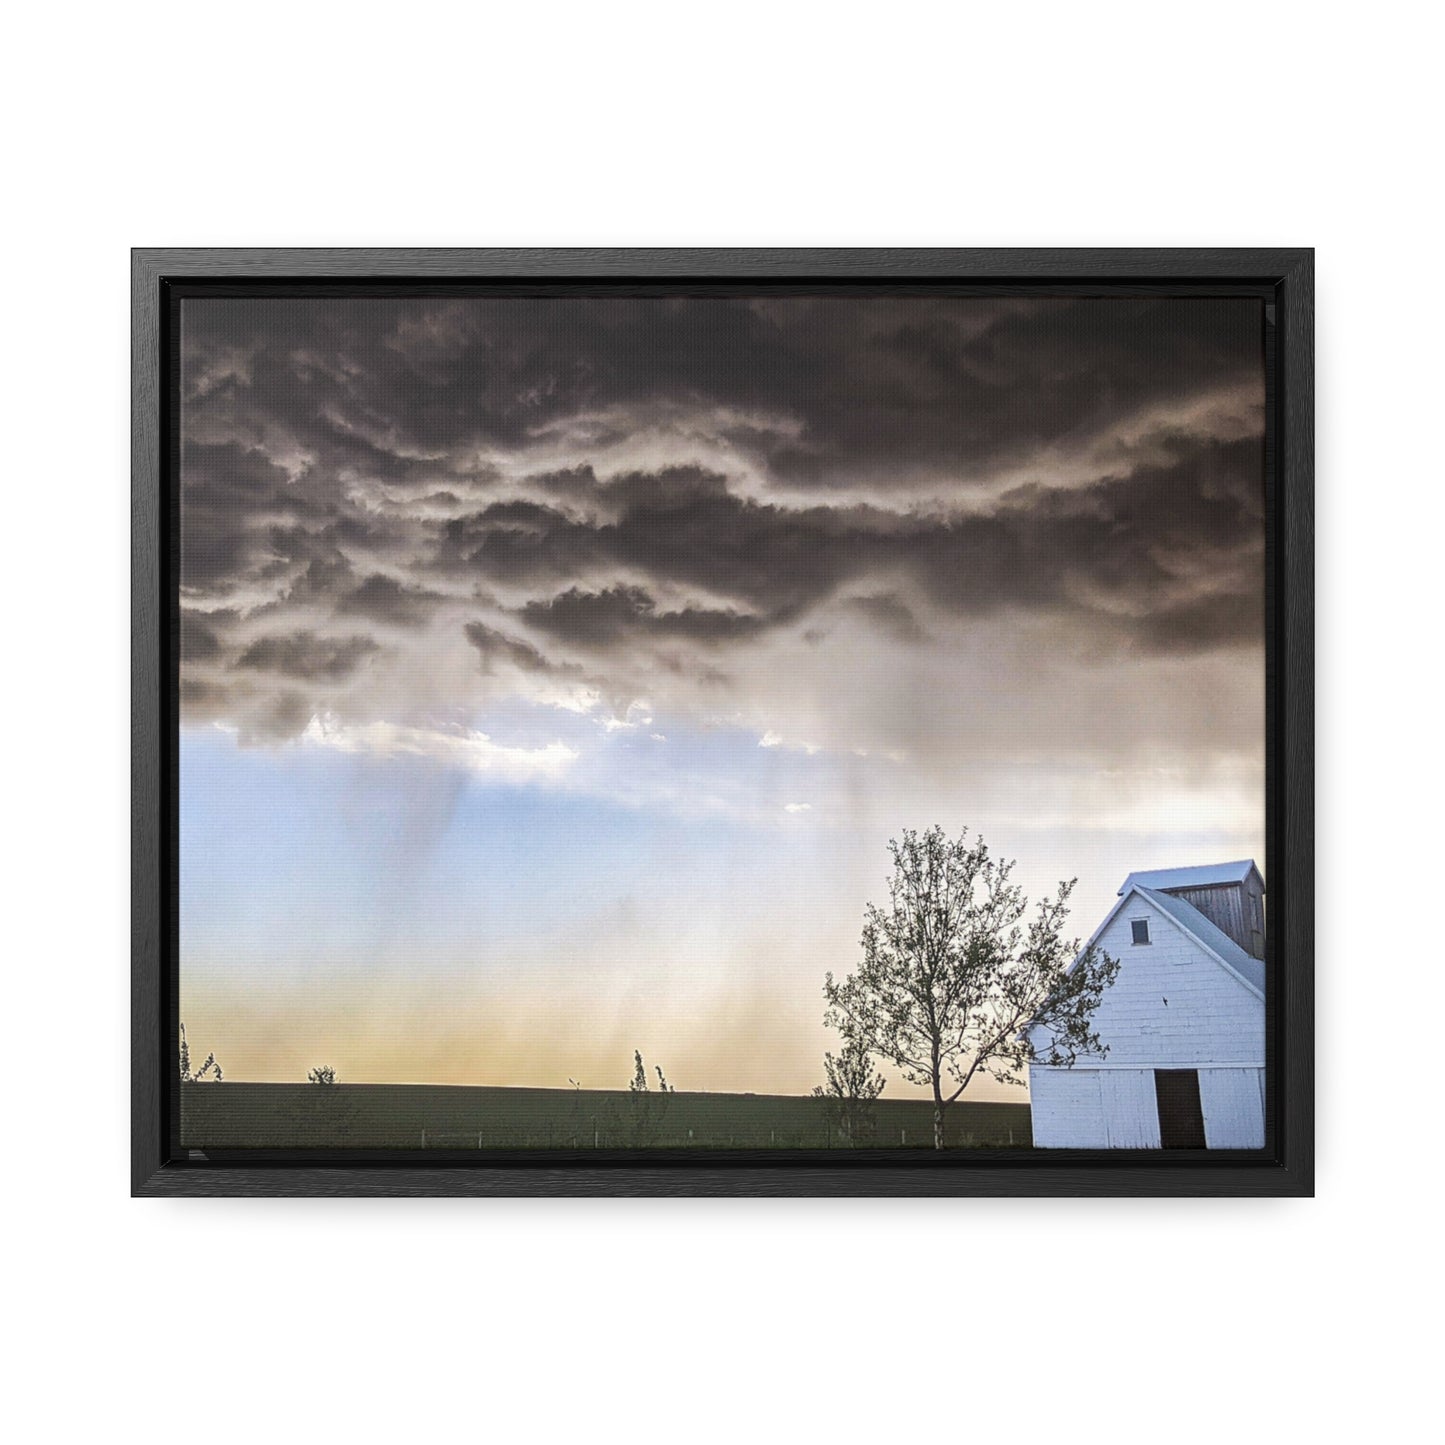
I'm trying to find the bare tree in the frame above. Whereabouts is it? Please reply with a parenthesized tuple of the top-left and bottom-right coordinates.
(824, 826, 1118, 1150)
(178, 1023, 223, 1083)
(813, 1032, 886, 1144)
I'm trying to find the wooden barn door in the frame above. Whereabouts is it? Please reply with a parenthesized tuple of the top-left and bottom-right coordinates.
(1154, 1069, 1207, 1148)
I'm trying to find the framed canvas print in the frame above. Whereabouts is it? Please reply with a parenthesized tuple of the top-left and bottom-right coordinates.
(132, 248, 1313, 1196)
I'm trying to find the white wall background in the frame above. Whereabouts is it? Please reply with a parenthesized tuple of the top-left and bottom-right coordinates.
(1, 3, 1435, 1442)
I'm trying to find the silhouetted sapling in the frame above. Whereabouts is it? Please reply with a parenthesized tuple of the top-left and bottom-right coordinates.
(813, 1033, 886, 1144)
(178, 1023, 223, 1083)
(627, 1049, 674, 1145)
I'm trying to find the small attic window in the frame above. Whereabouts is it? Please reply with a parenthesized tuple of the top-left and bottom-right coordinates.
(1131, 918, 1151, 945)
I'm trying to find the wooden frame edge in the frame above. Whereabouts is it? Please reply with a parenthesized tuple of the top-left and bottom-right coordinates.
(131, 248, 1314, 1198)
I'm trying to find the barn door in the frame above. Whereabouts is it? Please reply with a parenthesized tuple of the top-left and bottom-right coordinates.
(1154, 1069, 1207, 1148)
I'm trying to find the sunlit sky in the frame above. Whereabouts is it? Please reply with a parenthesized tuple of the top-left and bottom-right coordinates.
(179, 294, 1265, 1098)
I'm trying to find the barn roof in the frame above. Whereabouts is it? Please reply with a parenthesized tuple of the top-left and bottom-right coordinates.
(1119, 859, 1263, 894)
(1135, 887, 1265, 998)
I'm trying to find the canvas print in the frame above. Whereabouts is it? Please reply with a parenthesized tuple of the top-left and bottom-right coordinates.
(177, 292, 1267, 1153)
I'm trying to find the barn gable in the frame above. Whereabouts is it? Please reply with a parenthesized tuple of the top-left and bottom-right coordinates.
(1029, 886, 1264, 1070)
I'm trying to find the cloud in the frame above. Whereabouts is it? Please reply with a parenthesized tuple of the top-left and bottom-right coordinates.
(178, 294, 1266, 781)
(336, 573, 446, 628)
(180, 295, 1262, 514)
(520, 584, 765, 648)
(759, 731, 820, 755)
(839, 593, 929, 644)
(437, 438, 1262, 659)
(302, 714, 577, 782)
(463, 621, 557, 675)
(179, 610, 228, 662)
(235, 631, 380, 681)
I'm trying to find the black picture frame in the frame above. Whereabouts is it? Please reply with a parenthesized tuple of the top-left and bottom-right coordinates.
(133, 247, 1313, 1197)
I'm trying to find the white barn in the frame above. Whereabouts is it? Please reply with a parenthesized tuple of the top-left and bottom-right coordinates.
(1028, 861, 1266, 1149)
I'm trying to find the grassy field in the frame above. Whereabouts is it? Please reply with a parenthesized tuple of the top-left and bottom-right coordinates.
(180, 1082, 1032, 1151)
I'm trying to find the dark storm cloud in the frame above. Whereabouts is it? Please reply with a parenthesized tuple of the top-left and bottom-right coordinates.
(182, 295, 1260, 497)
(435, 434, 1262, 656)
(186, 296, 798, 464)
(438, 466, 896, 622)
(179, 443, 323, 594)
(1132, 591, 1264, 654)
(179, 293, 1265, 733)
(179, 610, 227, 662)
(910, 434, 1266, 650)
(336, 573, 446, 628)
(463, 622, 556, 675)
(520, 585, 767, 648)
(841, 594, 929, 645)
(235, 632, 380, 681)
(438, 496, 603, 587)
(756, 296, 1263, 489)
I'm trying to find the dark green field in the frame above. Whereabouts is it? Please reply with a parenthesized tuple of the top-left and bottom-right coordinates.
(180, 1082, 1032, 1151)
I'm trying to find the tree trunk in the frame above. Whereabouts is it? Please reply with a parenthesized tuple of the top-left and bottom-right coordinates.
(933, 1089, 946, 1150)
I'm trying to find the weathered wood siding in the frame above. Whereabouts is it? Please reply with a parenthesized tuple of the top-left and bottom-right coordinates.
(1030, 891, 1265, 1148)
(1168, 879, 1265, 960)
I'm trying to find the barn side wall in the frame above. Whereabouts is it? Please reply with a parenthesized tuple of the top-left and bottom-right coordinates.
(1199, 1067, 1266, 1148)
(1028, 1066, 1161, 1148)
(1028, 1067, 1107, 1148)
(1097, 1070, 1161, 1147)
(1031, 1065, 1264, 1149)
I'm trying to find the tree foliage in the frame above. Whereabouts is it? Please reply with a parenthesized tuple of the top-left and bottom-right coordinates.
(178, 1023, 223, 1083)
(824, 825, 1118, 1149)
(282, 1068, 358, 1141)
(626, 1049, 674, 1145)
(813, 1032, 886, 1144)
